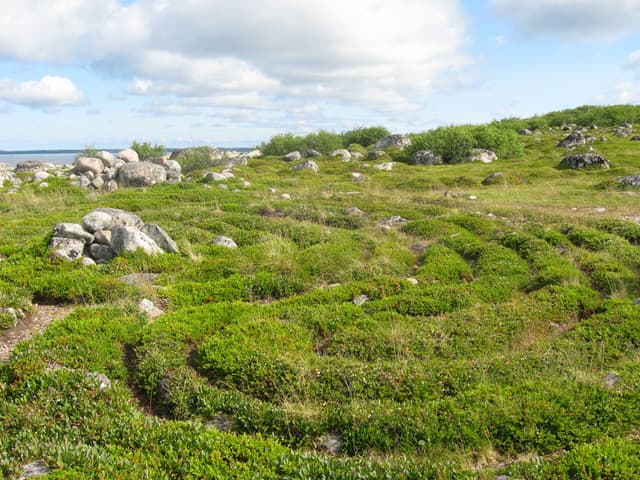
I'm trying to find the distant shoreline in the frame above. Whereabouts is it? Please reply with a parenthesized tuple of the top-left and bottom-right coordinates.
(0, 147, 254, 167)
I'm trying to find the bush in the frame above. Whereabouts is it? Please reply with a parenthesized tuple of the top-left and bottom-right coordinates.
(261, 130, 342, 156)
(172, 146, 218, 173)
(130, 141, 166, 160)
(341, 127, 390, 147)
(407, 124, 523, 164)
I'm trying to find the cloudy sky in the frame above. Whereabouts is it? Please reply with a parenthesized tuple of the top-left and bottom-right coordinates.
(0, 0, 639, 149)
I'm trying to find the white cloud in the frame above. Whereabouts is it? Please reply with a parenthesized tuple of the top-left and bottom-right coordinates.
(0, 76, 84, 108)
(491, 0, 640, 40)
(625, 50, 640, 68)
(614, 81, 640, 103)
(0, 0, 471, 116)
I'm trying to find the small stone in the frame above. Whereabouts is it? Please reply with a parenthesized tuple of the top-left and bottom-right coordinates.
(81, 257, 96, 267)
(374, 162, 395, 171)
(213, 236, 238, 249)
(353, 294, 369, 306)
(347, 207, 364, 217)
(292, 160, 319, 172)
(406, 277, 419, 285)
(268, 188, 277, 193)
(280, 193, 292, 200)
(593, 207, 607, 213)
(87, 371, 112, 390)
(139, 298, 164, 319)
(468, 195, 477, 200)
(205, 172, 227, 182)
(317, 433, 343, 455)
(604, 371, 621, 388)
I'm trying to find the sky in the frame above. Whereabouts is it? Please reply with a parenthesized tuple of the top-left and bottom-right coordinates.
(0, 0, 639, 149)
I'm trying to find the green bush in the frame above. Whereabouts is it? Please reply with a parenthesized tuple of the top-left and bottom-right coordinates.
(261, 130, 343, 155)
(407, 124, 523, 164)
(130, 140, 166, 160)
(173, 146, 218, 173)
(341, 126, 390, 147)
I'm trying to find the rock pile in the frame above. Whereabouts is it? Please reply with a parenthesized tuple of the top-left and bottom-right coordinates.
(70, 149, 182, 192)
(48, 208, 178, 264)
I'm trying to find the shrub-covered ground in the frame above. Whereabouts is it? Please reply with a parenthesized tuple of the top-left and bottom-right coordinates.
(2, 114, 640, 478)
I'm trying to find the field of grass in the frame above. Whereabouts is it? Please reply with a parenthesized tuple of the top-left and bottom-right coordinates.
(2, 118, 640, 478)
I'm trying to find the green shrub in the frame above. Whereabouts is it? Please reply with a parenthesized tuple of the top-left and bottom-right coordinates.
(341, 126, 390, 147)
(130, 140, 166, 160)
(173, 146, 218, 173)
(416, 245, 473, 283)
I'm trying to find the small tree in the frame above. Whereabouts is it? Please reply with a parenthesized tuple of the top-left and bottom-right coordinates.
(131, 141, 166, 160)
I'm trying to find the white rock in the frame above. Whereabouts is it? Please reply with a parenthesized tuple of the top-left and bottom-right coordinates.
(117, 148, 139, 163)
(139, 298, 164, 319)
(374, 162, 395, 171)
(280, 193, 292, 200)
(213, 235, 237, 249)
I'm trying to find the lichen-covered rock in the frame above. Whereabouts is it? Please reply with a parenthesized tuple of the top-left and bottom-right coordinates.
(292, 160, 319, 172)
(53, 223, 94, 244)
(282, 151, 302, 162)
(557, 131, 586, 148)
(118, 162, 167, 187)
(49, 237, 85, 261)
(617, 175, 640, 187)
(414, 150, 443, 165)
(141, 224, 179, 253)
(558, 153, 610, 169)
(213, 236, 238, 249)
(467, 148, 497, 163)
(93, 208, 144, 229)
(374, 134, 411, 150)
(302, 149, 322, 158)
(110, 226, 163, 256)
(82, 211, 117, 233)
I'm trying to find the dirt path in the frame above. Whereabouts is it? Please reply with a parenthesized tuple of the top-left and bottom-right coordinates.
(0, 305, 73, 362)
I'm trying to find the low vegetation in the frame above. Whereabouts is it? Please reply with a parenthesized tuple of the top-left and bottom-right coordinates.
(2, 105, 640, 478)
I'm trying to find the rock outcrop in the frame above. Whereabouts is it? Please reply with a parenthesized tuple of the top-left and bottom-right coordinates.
(557, 131, 586, 148)
(558, 153, 610, 169)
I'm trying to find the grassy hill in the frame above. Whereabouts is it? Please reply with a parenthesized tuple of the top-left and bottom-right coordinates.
(2, 112, 640, 478)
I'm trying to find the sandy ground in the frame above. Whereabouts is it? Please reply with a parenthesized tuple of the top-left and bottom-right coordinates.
(0, 305, 73, 362)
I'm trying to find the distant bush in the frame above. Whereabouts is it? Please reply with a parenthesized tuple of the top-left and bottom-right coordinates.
(497, 104, 640, 131)
(407, 124, 523, 164)
(341, 126, 390, 147)
(131, 140, 166, 160)
(173, 146, 217, 173)
(261, 130, 342, 156)
(76, 145, 98, 160)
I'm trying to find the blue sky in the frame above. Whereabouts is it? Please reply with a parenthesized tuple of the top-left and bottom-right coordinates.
(0, 0, 639, 149)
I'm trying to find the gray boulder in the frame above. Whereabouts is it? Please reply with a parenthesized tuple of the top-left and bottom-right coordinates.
(74, 156, 104, 176)
(141, 224, 179, 253)
(292, 160, 319, 172)
(165, 159, 181, 173)
(204, 172, 227, 181)
(110, 226, 163, 256)
(374, 134, 411, 150)
(374, 162, 395, 171)
(82, 211, 117, 233)
(117, 148, 139, 163)
(331, 149, 351, 161)
(631, 135, 640, 141)
(467, 148, 497, 163)
(617, 175, 640, 187)
(95, 150, 116, 167)
(93, 229, 112, 246)
(414, 150, 443, 165)
(557, 131, 586, 148)
(302, 149, 322, 158)
(213, 236, 238, 249)
(49, 237, 85, 261)
(92, 208, 144, 229)
(0, 171, 21, 189)
(53, 223, 94, 244)
(282, 151, 301, 162)
(89, 243, 115, 263)
(139, 298, 164, 319)
(367, 150, 387, 160)
(118, 162, 167, 187)
(558, 153, 610, 169)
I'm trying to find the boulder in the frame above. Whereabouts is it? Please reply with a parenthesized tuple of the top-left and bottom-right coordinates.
(49, 237, 85, 261)
(617, 175, 640, 187)
(204, 172, 227, 181)
(518, 129, 532, 135)
(89, 243, 115, 263)
(34, 171, 51, 182)
(95, 151, 116, 167)
(52, 223, 94, 244)
(93, 229, 112, 246)
(374, 134, 411, 150)
(414, 150, 443, 165)
(118, 162, 167, 187)
(247, 149, 262, 159)
(141, 224, 179, 253)
(367, 150, 387, 160)
(292, 160, 319, 172)
(282, 151, 301, 162)
(302, 149, 322, 158)
(331, 149, 351, 162)
(631, 135, 640, 141)
(92, 208, 144, 229)
(0, 171, 21, 189)
(558, 153, 610, 169)
(110, 225, 163, 256)
(139, 298, 164, 319)
(467, 148, 497, 163)
(557, 131, 586, 148)
(165, 159, 182, 173)
(213, 236, 238, 249)
(374, 162, 395, 171)
(82, 211, 117, 233)
(74, 156, 105, 176)
(117, 148, 139, 163)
